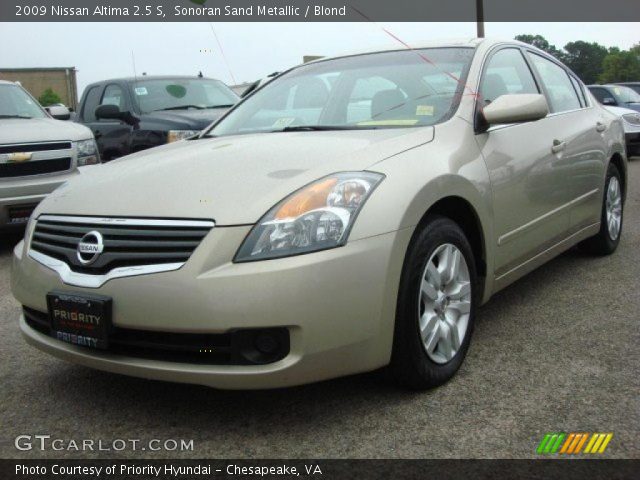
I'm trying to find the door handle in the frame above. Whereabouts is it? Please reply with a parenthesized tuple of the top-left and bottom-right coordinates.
(551, 139, 566, 154)
(596, 122, 607, 132)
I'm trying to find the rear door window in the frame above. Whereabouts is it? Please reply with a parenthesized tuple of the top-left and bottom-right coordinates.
(569, 75, 587, 107)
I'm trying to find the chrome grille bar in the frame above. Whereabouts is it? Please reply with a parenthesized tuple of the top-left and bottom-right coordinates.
(28, 215, 214, 287)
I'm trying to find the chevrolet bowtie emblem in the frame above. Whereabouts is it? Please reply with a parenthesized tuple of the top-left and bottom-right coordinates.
(6, 152, 33, 163)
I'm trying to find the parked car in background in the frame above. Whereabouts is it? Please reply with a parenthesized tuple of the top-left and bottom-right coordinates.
(588, 84, 640, 112)
(75, 76, 239, 161)
(0, 80, 99, 230)
(12, 39, 626, 390)
(615, 82, 640, 95)
(239, 72, 280, 98)
(604, 105, 640, 157)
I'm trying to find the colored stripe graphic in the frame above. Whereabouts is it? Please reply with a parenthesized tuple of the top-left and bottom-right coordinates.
(538, 433, 613, 454)
(536, 434, 552, 454)
(574, 433, 589, 453)
(560, 433, 575, 454)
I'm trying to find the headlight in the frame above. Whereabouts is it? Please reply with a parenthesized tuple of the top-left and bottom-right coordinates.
(622, 113, 640, 128)
(167, 130, 200, 143)
(235, 172, 384, 262)
(75, 139, 100, 166)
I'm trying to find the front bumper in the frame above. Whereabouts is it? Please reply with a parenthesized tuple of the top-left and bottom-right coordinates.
(12, 226, 411, 389)
(0, 170, 78, 228)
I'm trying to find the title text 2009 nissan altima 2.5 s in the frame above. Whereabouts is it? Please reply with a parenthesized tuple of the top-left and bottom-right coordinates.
(11, 38, 626, 390)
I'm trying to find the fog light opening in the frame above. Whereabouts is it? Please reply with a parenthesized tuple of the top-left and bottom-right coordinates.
(255, 333, 279, 355)
(234, 328, 290, 365)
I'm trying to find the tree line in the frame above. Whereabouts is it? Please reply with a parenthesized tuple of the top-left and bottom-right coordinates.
(515, 34, 640, 84)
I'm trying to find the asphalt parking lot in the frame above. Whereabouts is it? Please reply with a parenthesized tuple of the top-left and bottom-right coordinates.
(1, 161, 638, 460)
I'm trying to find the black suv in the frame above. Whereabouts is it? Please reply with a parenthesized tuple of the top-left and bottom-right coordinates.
(75, 76, 239, 161)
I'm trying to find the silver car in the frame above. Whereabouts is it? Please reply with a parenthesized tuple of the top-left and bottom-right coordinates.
(603, 105, 640, 157)
(0, 80, 99, 229)
(11, 38, 626, 390)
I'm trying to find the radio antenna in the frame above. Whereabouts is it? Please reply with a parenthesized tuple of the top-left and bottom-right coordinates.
(131, 50, 138, 82)
(208, 23, 237, 85)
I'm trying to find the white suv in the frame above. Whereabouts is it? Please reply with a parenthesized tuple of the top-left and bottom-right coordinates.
(0, 80, 99, 229)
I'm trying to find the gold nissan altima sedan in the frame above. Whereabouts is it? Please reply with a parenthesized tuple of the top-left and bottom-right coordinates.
(11, 38, 626, 390)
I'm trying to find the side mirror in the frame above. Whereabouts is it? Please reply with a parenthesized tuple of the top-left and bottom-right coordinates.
(482, 94, 549, 126)
(95, 104, 122, 120)
(46, 105, 71, 120)
(602, 97, 617, 106)
(95, 104, 138, 126)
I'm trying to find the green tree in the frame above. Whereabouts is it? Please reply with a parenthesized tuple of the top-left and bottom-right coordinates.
(599, 50, 640, 83)
(38, 88, 62, 107)
(561, 41, 608, 84)
(514, 34, 562, 58)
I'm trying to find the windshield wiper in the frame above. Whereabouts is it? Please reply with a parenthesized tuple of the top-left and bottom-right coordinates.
(0, 114, 32, 119)
(205, 104, 234, 109)
(155, 105, 205, 111)
(277, 125, 371, 132)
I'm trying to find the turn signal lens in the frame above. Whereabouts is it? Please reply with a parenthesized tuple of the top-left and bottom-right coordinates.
(275, 178, 338, 219)
(234, 172, 384, 262)
(167, 130, 200, 143)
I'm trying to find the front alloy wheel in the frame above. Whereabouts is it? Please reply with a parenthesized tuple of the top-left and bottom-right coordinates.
(419, 244, 472, 364)
(391, 215, 478, 390)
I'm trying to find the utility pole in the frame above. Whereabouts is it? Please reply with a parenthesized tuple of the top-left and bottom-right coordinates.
(476, 0, 485, 38)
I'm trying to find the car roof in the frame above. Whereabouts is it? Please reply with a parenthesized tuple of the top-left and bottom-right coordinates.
(85, 75, 222, 87)
(295, 38, 554, 68)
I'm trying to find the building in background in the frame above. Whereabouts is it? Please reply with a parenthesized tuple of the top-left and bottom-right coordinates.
(0, 67, 78, 110)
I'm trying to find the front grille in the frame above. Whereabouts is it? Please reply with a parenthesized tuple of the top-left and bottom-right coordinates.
(0, 157, 71, 178)
(30, 215, 214, 275)
(0, 142, 71, 154)
(23, 307, 290, 365)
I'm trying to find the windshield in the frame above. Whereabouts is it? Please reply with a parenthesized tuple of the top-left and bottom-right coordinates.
(208, 47, 475, 137)
(0, 84, 47, 119)
(611, 85, 640, 104)
(131, 79, 239, 114)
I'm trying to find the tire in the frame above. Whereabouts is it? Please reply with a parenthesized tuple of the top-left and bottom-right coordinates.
(390, 215, 478, 390)
(579, 162, 623, 255)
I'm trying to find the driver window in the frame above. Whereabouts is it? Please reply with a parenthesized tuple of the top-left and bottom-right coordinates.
(480, 48, 538, 106)
(101, 84, 126, 111)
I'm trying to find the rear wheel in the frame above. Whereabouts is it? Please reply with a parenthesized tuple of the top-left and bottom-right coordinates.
(390, 216, 478, 390)
(579, 162, 623, 255)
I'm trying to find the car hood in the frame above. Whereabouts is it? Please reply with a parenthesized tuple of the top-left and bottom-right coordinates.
(604, 105, 639, 116)
(142, 108, 230, 130)
(0, 117, 93, 144)
(39, 127, 434, 225)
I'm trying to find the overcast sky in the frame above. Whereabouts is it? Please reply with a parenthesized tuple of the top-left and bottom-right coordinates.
(0, 22, 638, 93)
